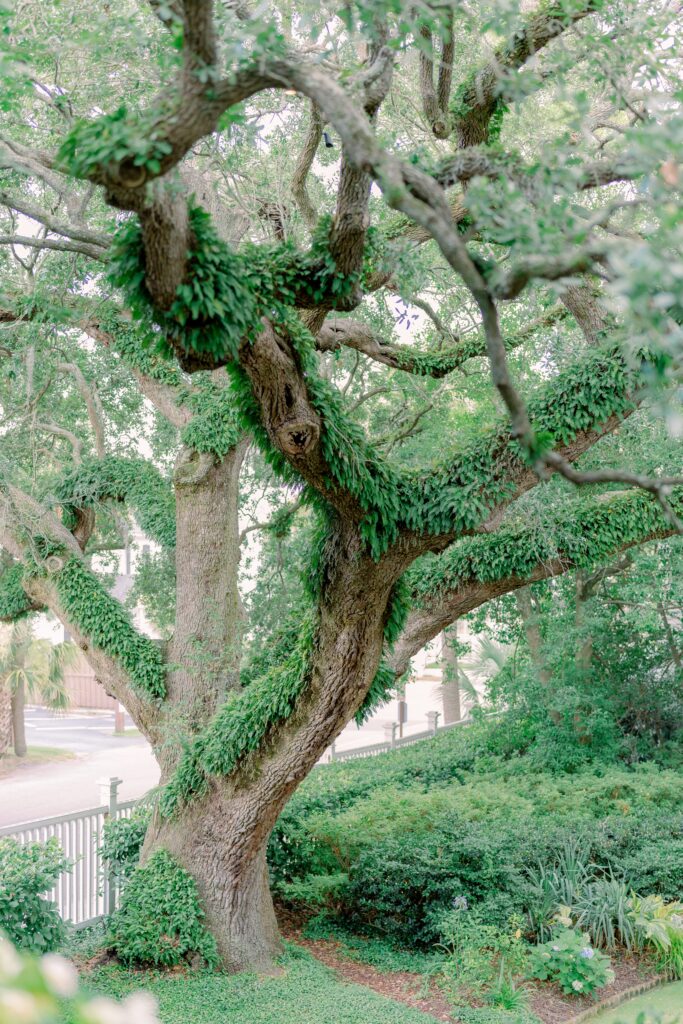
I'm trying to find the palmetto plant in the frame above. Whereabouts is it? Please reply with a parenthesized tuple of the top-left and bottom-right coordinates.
(0, 622, 77, 757)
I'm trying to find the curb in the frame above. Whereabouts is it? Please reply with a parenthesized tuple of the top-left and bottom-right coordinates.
(566, 974, 671, 1023)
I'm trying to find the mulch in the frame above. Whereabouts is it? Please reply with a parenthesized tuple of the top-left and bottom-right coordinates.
(278, 909, 661, 1024)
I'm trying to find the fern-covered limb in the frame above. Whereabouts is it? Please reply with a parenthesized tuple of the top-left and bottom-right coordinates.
(403, 342, 639, 543)
(0, 561, 43, 622)
(53, 456, 177, 550)
(316, 306, 567, 378)
(0, 481, 163, 726)
(391, 488, 683, 678)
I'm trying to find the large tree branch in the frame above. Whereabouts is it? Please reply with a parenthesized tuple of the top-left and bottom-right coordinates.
(316, 305, 566, 377)
(0, 190, 109, 249)
(390, 488, 682, 677)
(291, 103, 324, 231)
(450, 0, 601, 147)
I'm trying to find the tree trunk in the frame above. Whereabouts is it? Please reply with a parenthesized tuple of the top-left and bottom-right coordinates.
(515, 586, 562, 725)
(0, 682, 11, 756)
(441, 626, 461, 724)
(12, 678, 27, 757)
(143, 789, 281, 972)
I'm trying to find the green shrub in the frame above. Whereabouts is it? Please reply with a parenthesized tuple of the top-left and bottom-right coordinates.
(100, 806, 151, 887)
(437, 904, 529, 1000)
(269, 719, 683, 953)
(528, 927, 614, 995)
(0, 837, 68, 952)
(628, 893, 683, 977)
(107, 849, 218, 968)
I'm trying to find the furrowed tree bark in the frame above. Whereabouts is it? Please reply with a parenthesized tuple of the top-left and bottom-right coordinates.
(440, 626, 462, 724)
(11, 678, 27, 757)
(167, 437, 248, 738)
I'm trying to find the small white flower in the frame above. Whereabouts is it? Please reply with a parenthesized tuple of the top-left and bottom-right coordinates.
(41, 953, 79, 997)
(81, 996, 126, 1024)
(571, 980, 584, 992)
(0, 989, 40, 1023)
(552, 945, 560, 952)
(123, 992, 161, 1024)
(580, 947, 594, 959)
(0, 938, 23, 980)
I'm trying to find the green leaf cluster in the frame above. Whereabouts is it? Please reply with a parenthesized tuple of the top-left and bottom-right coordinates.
(0, 837, 68, 953)
(52, 557, 166, 700)
(160, 612, 317, 816)
(57, 104, 174, 180)
(107, 848, 218, 968)
(0, 563, 38, 622)
(54, 456, 176, 549)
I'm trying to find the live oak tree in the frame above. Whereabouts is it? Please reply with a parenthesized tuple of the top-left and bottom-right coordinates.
(0, 0, 682, 970)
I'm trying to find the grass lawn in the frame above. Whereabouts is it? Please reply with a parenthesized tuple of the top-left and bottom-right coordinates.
(589, 980, 683, 1022)
(83, 949, 443, 1024)
(0, 746, 75, 779)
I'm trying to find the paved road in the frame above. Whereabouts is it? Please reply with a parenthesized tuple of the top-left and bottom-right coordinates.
(24, 707, 139, 753)
(0, 677, 446, 829)
(0, 709, 159, 829)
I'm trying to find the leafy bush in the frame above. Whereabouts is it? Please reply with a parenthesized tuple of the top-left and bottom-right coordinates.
(101, 806, 151, 888)
(528, 928, 614, 996)
(575, 873, 635, 951)
(0, 838, 68, 952)
(107, 849, 218, 968)
(629, 893, 683, 977)
(269, 720, 683, 952)
(437, 904, 529, 1000)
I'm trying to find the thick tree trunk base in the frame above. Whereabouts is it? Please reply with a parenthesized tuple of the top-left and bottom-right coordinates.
(143, 795, 282, 973)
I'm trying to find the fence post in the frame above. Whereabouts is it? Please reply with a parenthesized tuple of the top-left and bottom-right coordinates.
(384, 722, 398, 748)
(98, 777, 122, 916)
(427, 710, 440, 736)
(330, 742, 337, 762)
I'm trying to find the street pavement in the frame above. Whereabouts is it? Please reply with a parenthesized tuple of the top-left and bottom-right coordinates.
(0, 675, 446, 829)
(0, 708, 159, 828)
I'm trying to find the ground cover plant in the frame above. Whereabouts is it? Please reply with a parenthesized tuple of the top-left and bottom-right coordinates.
(77, 950, 448, 1024)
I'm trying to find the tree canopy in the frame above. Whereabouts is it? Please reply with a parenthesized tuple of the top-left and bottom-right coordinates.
(0, 0, 681, 971)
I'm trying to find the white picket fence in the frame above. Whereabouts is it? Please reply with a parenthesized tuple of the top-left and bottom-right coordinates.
(2, 712, 473, 927)
(0, 778, 136, 928)
(327, 710, 465, 762)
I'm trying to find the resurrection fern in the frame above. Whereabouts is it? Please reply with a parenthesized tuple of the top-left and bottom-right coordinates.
(52, 557, 166, 699)
(408, 488, 683, 604)
(54, 456, 176, 549)
(109, 198, 641, 561)
(160, 613, 316, 816)
(180, 375, 244, 456)
(0, 564, 40, 622)
(399, 342, 638, 540)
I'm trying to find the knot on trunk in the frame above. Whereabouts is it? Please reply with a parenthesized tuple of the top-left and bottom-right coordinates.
(275, 417, 320, 457)
(109, 157, 148, 189)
